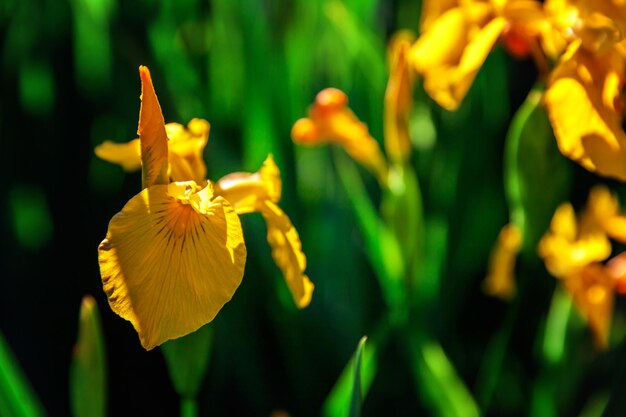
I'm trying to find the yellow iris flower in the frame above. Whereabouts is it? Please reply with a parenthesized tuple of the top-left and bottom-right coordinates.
(97, 66, 312, 350)
(410, 0, 546, 110)
(538, 185, 626, 348)
(543, 0, 626, 180)
(291, 88, 388, 184)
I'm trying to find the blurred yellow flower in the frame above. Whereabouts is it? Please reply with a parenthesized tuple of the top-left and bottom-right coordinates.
(538, 185, 626, 348)
(410, 0, 546, 110)
(385, 30, 416, 163)
(291, 88, 388, 184)
(214, 156, 314, 308)
(97, 67, 314, 349)
(483, 223, 522, 300)
(98, 66, 246, 350)
(542, 0, 626, 180)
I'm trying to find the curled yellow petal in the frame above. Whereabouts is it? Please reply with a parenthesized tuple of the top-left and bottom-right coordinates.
(261, 200, 314, 308)
(138, 66, 169, 188)
(214, 155, 281, 214)
(94, 139, 141, 171)
(214, 157, 313, 308)
(98, 181, 246, 350)
(423, 16, 507, 110)
(291, 88, 387, 184)
(544, 42, 626, 180)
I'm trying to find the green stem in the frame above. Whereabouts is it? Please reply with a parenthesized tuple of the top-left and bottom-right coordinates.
(180, 397, 199, 417)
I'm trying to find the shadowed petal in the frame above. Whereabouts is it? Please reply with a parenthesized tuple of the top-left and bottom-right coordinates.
(167, 119, 210, 183)
(545, 42, 626, 180)
(98, 181, 246, 350)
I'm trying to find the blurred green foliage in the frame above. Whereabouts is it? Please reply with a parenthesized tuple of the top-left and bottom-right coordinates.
(2, 1, 626, 417)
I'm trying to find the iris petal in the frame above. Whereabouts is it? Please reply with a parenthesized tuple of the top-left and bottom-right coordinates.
(261, 201, 314, 308)
(98, 181, 246, 350)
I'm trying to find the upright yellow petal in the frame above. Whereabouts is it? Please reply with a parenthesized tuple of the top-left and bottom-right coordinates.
(483, 223, 522, 300)
(98, 181, 246, 350)
(261, 200, 314, 308)
(138, 66, 169, 188)
(94, 139, 141, 172)
(385, 30, 415, 163)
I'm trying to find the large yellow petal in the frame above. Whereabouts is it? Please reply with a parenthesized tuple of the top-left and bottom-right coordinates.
(94, 139, 141, 172)
(421, 16, 507, 109)
(98, 181, 246, 350)
(411, 7, 469, 75)
(385, 30, 415, 162)
(544, 43, 626, 180)
(261, 200, 314, 308)
(138, 66, 169, 188)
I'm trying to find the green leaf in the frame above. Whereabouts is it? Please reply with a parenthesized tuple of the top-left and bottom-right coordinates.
(381, 163, 424, 286)
(160, 323, 213, 400)
(410, 335, 480, 417)
(349, 336, 368, 417)
(333, 149, 406, 312)
(503, 86, 572, 262)
(323, 336, 377, 417)
(0, 330, 46, 417)
(70, 295, 106, 417)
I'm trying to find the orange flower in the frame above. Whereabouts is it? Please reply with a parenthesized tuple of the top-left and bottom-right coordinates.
(291, 88, 388, 184)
